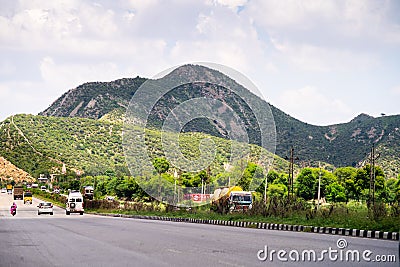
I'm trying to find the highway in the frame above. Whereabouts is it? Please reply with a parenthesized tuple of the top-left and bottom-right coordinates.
(0, 193, 398, 266)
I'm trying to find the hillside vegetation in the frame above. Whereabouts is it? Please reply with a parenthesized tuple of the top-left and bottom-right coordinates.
(0, 114, 288, 178)
(36, 65, 400, 177)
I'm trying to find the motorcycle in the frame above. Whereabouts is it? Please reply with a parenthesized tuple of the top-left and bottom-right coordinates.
(10, 206, 16, 216)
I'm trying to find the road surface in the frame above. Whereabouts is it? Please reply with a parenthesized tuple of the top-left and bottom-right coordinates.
(0, 193, 398, 266)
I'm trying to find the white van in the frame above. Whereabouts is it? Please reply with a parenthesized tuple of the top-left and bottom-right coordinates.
(66, 191, 84, 215)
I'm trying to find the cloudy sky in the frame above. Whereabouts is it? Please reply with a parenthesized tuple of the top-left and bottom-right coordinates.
(0, 0, 399, 125)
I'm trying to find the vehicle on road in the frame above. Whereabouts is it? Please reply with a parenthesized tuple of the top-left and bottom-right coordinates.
(6, 184, 12, 194)
(1, 188, 6, 193)
(211, 186, 253, 213)
(82, 186, 94, 200)
(10, 202, 17, 216)
(105, 196, 115, 201)
(37, 202, 54, 215)
(66, 191, 84, 215)
(13, 185, 24, 200)
(24, 191, 33, 204)
(40, 186, 47, 192)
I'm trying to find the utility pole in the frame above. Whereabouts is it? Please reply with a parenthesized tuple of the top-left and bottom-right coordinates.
(287, 147, 295, 200)
(206, 165, 211, 197)
(264, 170, 268, 204)
(285, 147, 300, 201)
(317, 162, 321, 210)
(369, 144, 380, 207)
(173, 170, 178, 204)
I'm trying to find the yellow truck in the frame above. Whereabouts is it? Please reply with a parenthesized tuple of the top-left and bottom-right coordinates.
(6, 184, 12, 194)
(24, 191, 33, 204)
(211, 186, 253, 214)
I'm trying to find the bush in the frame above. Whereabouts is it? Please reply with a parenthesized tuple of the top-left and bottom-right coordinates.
(85, 200, 119, 210)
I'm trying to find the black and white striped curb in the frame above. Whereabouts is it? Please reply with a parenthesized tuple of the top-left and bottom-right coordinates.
(91, 213, 399, 241)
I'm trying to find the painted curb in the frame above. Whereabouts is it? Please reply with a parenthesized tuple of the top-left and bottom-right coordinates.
(91, 212, 399, 241)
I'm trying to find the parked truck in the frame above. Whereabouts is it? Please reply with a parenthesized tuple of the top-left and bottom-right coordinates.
(81, 186, 94, 200)
(211, 186, 253, 214)
(13, 185, 24, 200)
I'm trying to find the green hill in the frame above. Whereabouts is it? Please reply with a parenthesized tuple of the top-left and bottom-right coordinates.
(36, 65, 400, 178)
(0, 114, 288, 178)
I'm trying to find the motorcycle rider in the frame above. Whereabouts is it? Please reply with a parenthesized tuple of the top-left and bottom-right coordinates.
(10, 202, 17, 215)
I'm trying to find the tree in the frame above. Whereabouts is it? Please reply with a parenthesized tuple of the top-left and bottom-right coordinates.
(295, 168, 316, 200)
(384, 178, 399, 204)
(295, 167, 336, 200)
(152, 157, 170, 199)
(267, 183, 287, 198)
(152, 157, 170, 175)
(334, 167, 357, 184)
(68, 179, 80, 191)
(312, 168, 336, 199)
(354, 168, 369, 201)
(326, 182, 346, 203)
(272, 173, 288, 187)
(238, 162, 264, 191)
(256, 170, 287, 195)
(343, 177, 357, 202)
(353, 164, 385, 202)
(115, 177, 145, 200)
(107, 177, 123, 195)
(181, 172, 195, 187)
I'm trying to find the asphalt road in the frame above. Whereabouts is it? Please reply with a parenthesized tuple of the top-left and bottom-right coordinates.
(0, 193, 398, 267)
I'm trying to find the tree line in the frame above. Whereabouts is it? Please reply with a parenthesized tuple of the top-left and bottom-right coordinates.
(50, 158, 400, 208)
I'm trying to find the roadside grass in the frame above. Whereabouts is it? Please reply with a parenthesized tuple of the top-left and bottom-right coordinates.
(86, 203, 400, 233)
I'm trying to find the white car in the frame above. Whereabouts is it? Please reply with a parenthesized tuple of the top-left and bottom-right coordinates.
(1, 188, 6, 193)
(105, 196, 115, 201)
(37, 202, 54, 215)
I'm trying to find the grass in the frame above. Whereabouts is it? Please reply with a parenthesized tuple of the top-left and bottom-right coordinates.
(87, 203, 400, 233)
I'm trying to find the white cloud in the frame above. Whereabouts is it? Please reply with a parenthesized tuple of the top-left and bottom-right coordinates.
(39, 57, 122, 90)
(270, 40, 378, 72)
(245, 0, 398, 73)
(0, 61, 16, 76)
(207, 0, 248, 10)
(391, 85, 400, 95)
(0, 0, 398, 124)
(0, 84, 10, 99)
(246, 0, 398, 40)
(274, 86, 353, 125)
(0, 80, 49, 121)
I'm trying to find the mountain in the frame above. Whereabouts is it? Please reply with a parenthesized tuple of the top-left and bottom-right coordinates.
(40, 77, 146, 119)
(31, 65, 400, 178)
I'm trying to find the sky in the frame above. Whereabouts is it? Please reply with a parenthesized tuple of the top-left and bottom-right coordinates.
(0, 0, 399, 126)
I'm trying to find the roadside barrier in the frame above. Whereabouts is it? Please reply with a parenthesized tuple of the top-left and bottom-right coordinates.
(91, 212, 399, 241)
